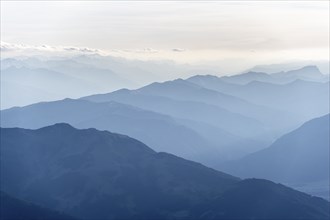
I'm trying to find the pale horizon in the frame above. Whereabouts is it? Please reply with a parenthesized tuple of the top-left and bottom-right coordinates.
(1, 1, 329, 73)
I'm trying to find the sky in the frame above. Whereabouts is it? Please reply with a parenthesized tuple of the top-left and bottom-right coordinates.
(1, 1, 329, 67)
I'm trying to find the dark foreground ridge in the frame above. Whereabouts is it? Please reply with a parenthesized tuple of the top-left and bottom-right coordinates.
(1, 124, 329, 219)
(0, 191, 77, 220)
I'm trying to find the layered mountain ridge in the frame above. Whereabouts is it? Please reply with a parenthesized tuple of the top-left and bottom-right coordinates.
(221, 114, 330, 199)
(1, 124, 329, 219)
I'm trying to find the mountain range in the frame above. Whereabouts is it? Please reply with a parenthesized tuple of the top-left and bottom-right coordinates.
(1, 56, 329, 110)
(2, 65, 329, 165)
(1, 58, 329, 218)
(1, 124, 329, 220)
(221, 114, 330, 199)
(0, 98, 222, 164)
(219, 65, 329, 85)
(82, 88, 272, 159)
(187, 72, 329, 120)
(0, 63, 135, 109)
(0, 55, 219, 109)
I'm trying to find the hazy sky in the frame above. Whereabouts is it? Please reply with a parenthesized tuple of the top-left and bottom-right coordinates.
(1, 1, 329, 64)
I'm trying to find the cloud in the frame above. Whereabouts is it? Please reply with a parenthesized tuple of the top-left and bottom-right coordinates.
(1, 42, 58, 52)
(0, 42, 163, 58)
(63, 46, 101, 53)
(172, 48, 186, 52)
(130, 48, 159, 53)
(0, 42, 32, 51)
(0, 42, 105, 56)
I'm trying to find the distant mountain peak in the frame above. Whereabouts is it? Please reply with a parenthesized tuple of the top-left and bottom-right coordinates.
(111, 88, 131, 95)
(285, 65, 323, 76)
(221, 71, 270, 79)
(243, 71, 270, 76)
(300, 65, 320, 71)
(141, 78, 201, 90)
(188, 74, 220, 80)
(171, 78, 195, 85)
(36, 122, 76, 131)
(62, 98, 76, 102)
(173, 78, 185, 82)
(171, 78, 204, 88)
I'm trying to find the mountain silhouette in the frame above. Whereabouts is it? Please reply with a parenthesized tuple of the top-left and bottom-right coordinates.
(221, 114, 329, 198)
(218, 66, 328, 85)
(0, 191, 77, 220)
(0, 98, 219, 165)
(187, 74, 329, 125)
(83, 78, 299, 140)
(1, 124, 329, 219)
(192, 179, 330, 219)
(83, 88, 270, 159)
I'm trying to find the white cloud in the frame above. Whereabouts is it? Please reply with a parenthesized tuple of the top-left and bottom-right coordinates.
(129, 48, 159, 53)
(0, 41, 165, 55)
(0, 41, 105, 56)
(62, 47, 101, 53)
(172, 48, 186, 52)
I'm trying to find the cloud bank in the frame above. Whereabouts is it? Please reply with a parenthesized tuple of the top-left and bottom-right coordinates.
(1, 1, 328, 63)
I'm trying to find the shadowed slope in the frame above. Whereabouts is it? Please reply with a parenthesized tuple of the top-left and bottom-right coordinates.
(1, 124, 329, 219)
